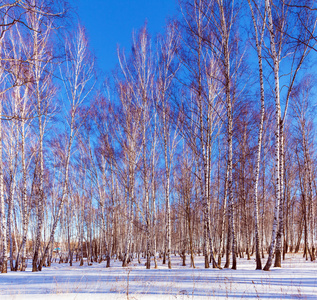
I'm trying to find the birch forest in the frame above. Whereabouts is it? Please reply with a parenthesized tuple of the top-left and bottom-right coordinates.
(1, 0, 317, 275)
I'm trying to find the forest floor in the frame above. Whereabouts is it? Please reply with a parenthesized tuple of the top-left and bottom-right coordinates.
(0, 253, 316, 299)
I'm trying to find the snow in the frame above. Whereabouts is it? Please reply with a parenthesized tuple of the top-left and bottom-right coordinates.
(1, 253, 317, 299)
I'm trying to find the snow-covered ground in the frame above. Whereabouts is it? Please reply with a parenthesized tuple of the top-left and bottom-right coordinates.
(0, 253, 317, 299)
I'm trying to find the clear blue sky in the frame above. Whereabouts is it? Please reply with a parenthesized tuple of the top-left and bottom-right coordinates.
(73, 0, 178, 75)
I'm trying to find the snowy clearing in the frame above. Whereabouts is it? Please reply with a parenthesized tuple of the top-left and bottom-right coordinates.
(1, 253, 317, 300)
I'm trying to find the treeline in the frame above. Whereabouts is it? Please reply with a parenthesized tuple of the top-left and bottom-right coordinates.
(0, 0, 317, 274)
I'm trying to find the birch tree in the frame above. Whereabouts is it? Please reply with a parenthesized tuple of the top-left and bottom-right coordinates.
(263, 0, 316, 270)
(247, 0, 266, 270)
(118, 26, 154, 268)
(156, 22, 180, 269)
(38, 24, 95, 271)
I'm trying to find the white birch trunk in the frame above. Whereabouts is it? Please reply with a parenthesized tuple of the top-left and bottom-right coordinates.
(30, 8, 47, 272)
(275, 123, 284, 267)
(163, 123, 172, 269)
(123, 159, 135, 267)
(20, 114, 29, 271)
(151, 114, 158, 269)
(0, 97, 7, 273)
(247, 0, 266, 270)
(263, 0, 281, 271)
(218, 163, 228, 267)
(218, 0, 237, 270)
(7, 148, 14, 271)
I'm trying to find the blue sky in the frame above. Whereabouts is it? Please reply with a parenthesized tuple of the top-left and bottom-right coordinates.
(73, 0, 178, 75)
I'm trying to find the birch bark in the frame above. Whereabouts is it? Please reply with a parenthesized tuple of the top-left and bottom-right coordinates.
(263, 0, 281, 271)
(0, 95, 7, 273)
(247, 0, 266, 270)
